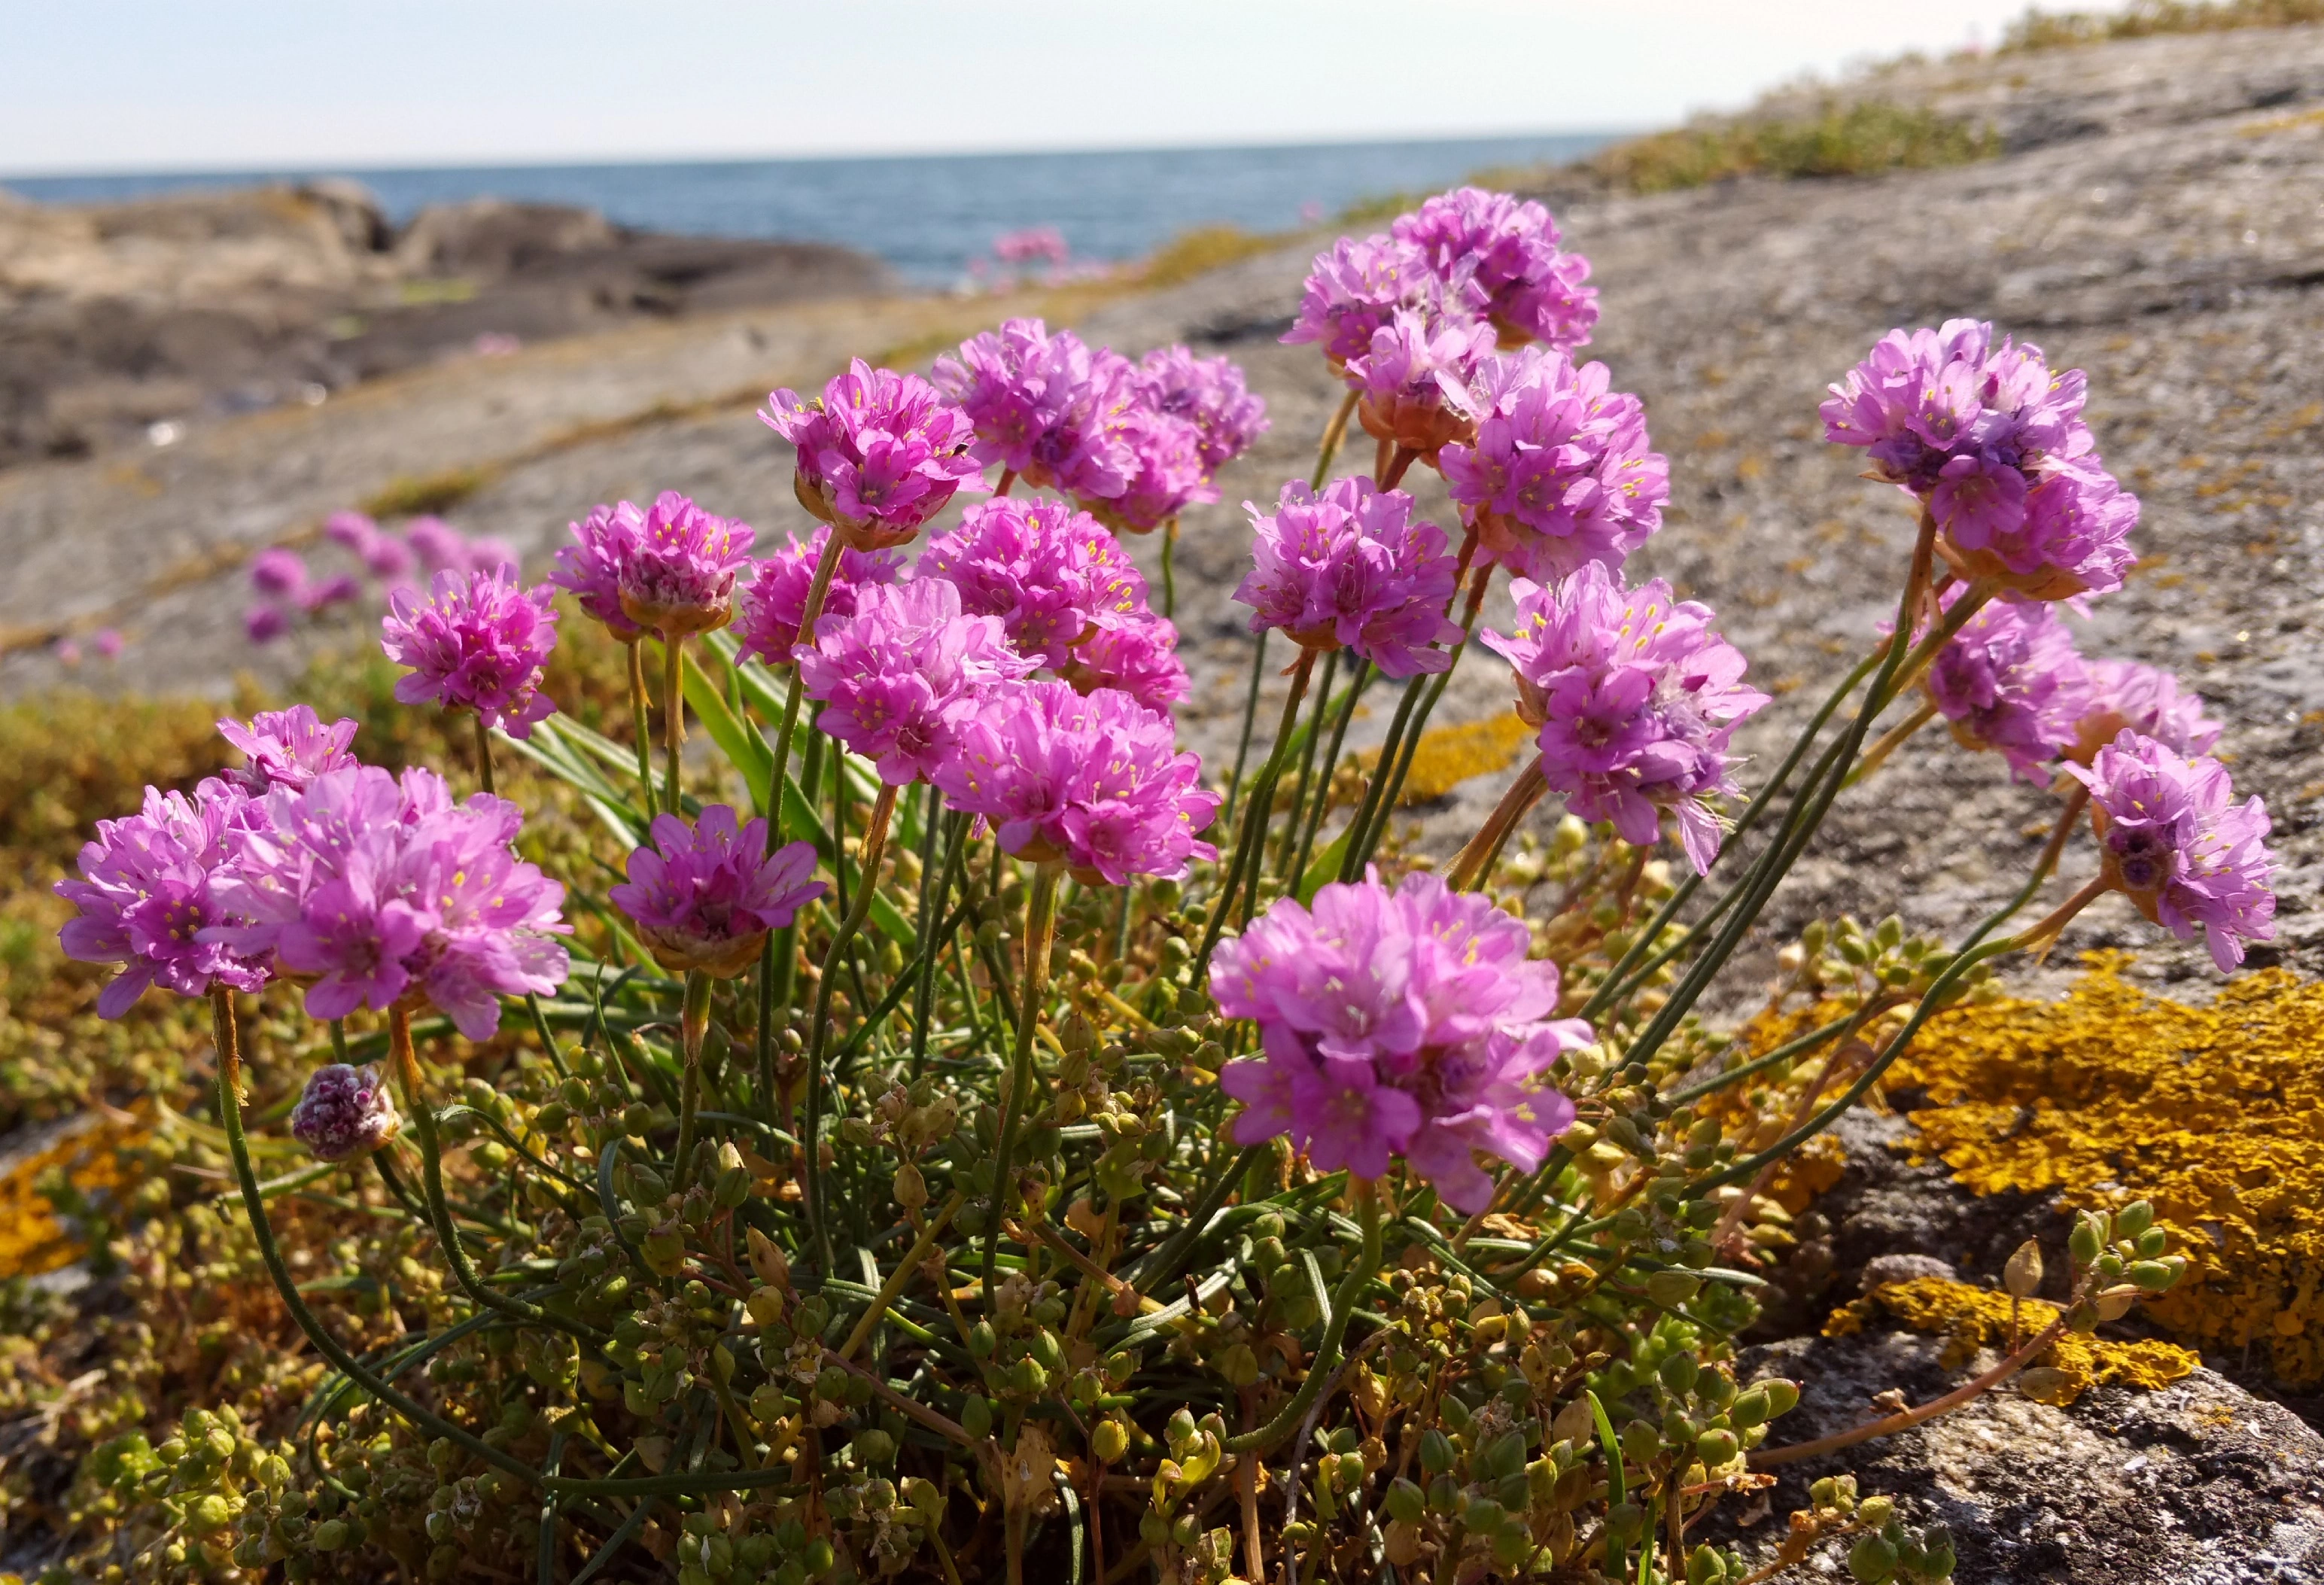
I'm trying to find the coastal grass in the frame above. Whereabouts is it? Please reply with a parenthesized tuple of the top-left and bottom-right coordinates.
(2003, 0, 2324, 50)
(1587, 99, 2000, 193)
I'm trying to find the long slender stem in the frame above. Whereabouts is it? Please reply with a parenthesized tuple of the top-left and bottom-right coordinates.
(803, 782, 900, 1274)
(1221, 1179, 1379, 1456)
(979, 862, 1063, 1298)
(1292, 660, 1369, 885)
(471, 712, 497, 798)
(1198, 648, 1317, 972)
(1446, 757, 1548, 892)
(662, 635, 686, 814)
(1160, 519, 1179, 622)
(627, 639, 656, 819)
(672, 969, 714, 1195)
(1338, 674, 1425, 884)
(1845, 697, 1938, 789)
(1273, 647, 1340, 880)
(910, 799, 951, 1077)
(1221, 630, 1270, 829)
(1352, 565, 1490, 868)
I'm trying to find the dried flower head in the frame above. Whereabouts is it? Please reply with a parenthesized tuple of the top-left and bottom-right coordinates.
(760, 359, 983, 551)
(380, 567, 560, 737)
(290, 1063, 401, 1161)
(610, 806, 826, 978)
(1236, 476, 1464, 677)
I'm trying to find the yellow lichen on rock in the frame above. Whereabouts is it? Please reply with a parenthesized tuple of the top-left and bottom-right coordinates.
(1890, 956, 2324, 1384)
(0, 1114, 147, 1278)
(1824, 1276, 2201, 1404)
(1355, 710, 1538, 807)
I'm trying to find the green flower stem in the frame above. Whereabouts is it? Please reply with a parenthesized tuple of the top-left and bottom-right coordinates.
(388, 1007, 605, 1344)
(1335, 674, 1425, 884)
(804, 780, 901, 1276)
(837, 1190, 966, 1362)
(1843, 697, 1939, 790)
(1221, 629, 1270, 829)
(1126, 1142, 1264, 1295)
(671, 969, 715, 1195)
(626, 639, 656, 819)
(1221, 1179, 1379, 1456)
(1160, 518, 1179, 622)
(1272, 646, 1340, 879)
(1446, 756, 1548, 893)
(1350, 564, 1491, 869)
(472, 711, 497, 798)
(1291, 659, 1370, 886)
(662, 634, 687, 814)
(979, 861, 1063, 1299)
(1197, 646, 1317, 975)
(911, 808, 972, 1078)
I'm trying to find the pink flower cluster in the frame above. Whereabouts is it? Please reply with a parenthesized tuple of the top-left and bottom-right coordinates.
(549, 490, 756, 641)
(932, 680, 1219, 885)
(218, 704, 360, 794)
(1922, 595, 2093, 784)
(244, 513, 517, 646)
(1440, 348, 1669, 580)
(760, 361, 983, 551)
(2068, 732, 2274, 971)
(1483, 565, 1769, 874)
(291, 1064, 401, 1161)
(610, 805, 823, 978)
(380, 567, 560, 736)
(1212, 869, 1589, 1213)
(1235, 477, 1464, 677)
(797, 579, 1036, 786)
(1392, 187, 1599, 351)
(732, 524, 908, 667)
(917, 497, 1190, 710)
(1821, 320, 2137, 600)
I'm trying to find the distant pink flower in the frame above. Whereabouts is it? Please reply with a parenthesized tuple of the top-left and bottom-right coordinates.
(1440, 347, 1668, 580)
(300, 573, 362, 613)
(797, 580, 1034, 785)
(2066, 731, 2274, 972)
(932, 680, 1218, 884)
(218, 704, 360, 794)
(759, 360, 982, 552)
(291, 1063, 401, 1161)
(993, 227, 1068, 266)
(380, 567, 560, 736)
(91, 628, 124, 660)
(932, 318, 1139, 498)
(732, 524, 906, 668)
(1236, 476, 1463, 677)
(324, 511, 379, 555)
(404, 517, 472, 575)
(1484, 565, 1769, 873)
(1392, 187, 1598, 351)
(1923, 592, 2091, 783)
(610, 805, 823, 977)
(251, 547, 308, 599)
(2069, 659, 2220, 763)
(53, 638, 82, 666)
(1212, 869, 1586, 1210)
(245, 607, 290, 645)
(1135, 345, 1269, 473)
(56, 778, 272, 1018)
(1346, 306, 1498, 460)
(618, 491, 756, 638)
(550, 500, 644, 640)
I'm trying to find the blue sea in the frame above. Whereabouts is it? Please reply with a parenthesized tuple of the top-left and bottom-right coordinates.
(2, 135, 1615, 287)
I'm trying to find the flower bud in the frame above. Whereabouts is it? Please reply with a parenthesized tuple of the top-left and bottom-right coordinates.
(1092, 1417, 1130, 1463)
(1847, 1532, 1897, 1583)
(893, 1161, 928, 1211)
(2069, 1214, 2105, 1266)
(960, 1395, 993, 1439)
(290, 1064, 401, 1162)
(2116, 1200, 2153, 1240)
(2004, 1240, 2044, 1299)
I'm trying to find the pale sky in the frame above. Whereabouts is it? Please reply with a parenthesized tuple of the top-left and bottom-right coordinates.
(3, 1, 2047, 174)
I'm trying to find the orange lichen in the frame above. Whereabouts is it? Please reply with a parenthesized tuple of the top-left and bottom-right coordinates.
(1890, 956, 2324, 1384)
(0, 1115, 148, 1278)
(1824, 1276, 2201, 1404)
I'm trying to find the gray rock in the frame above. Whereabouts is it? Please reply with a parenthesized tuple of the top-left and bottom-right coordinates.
(1859, 1252, 1960, 1294)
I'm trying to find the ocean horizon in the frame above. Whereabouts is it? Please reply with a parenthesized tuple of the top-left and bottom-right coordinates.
(2, 134, 1619, 286)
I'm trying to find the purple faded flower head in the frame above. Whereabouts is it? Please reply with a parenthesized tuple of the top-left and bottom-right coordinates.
(1212, 869, 1587, 1211)
(1440, 347, 1668, 580)
(760, 359, 982, 551)
(2065, 731, 2274, 972)
(208, 763, 570, 1037)
(2070, 659, 2221, 763)
(404, 517, 472, 575)
(1346, 306, 1498, 459)
(1134, 345, 1269, 473)
(251, 546, 308, 599)
(1081, 405, 1218, 535)
(245, 606, 290, 645)
(797, 578, 1036, 785)
(324, 511, 379, 555)
(550, 499, 645, 640)
(932, 318, 1139, 499)
(380, 567, 560, 736)
(1484, 564, 1769, 873)
(91, 628, 123, 661)
(1391, 187, 1599, 351)
(218, 704, 360, 794)
(616, 491, 756, 638)
(609, 805, 825, 977)
(300, 573, 362, 613)
(1235, 476, 1464, 677)
(1922, 592, 2091, 783)
(1282, 235, 1473, 370)
(1821, 320, 2134, 600)
(1057, 615, 1191, 712)
(290, 1063, 401, 1161)
(55, 778, 272, 1018)
(917, 496, 1160, 670)
(932, 680, 1218, 885)
(732, 524, 907, 668)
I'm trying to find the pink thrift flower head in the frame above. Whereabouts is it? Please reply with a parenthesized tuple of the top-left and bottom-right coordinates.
(1282, 234, 1471, 372)
(244, 606, 290, 645)
(932, 318, 1139, 499)
(761, 360, 982, 552)
(797, 579, 1036, 786)
(291, 1063, 401, 1161)
(1235, 477, 1464, 678)
(1392, 187, 1599, 351)
(1347, 306, 1498, 461)
(1057, 615, 1191, 712)
(91, 628, 124, 660)
(617, 491, 757, 638)
(403, 516, 470, 574)
(932, 680, 1219, 886)
(2065, 732, 2274, 972)
(1440, 347, 1668, 580)
(1821, 320, 2133, 600)
(300, 573, 363, 613)
(550, 499, 645, 640)
(918, 497, 1160, 670)
(1922, 593, 2091, 784)
(208, 764, 570, 1037)
(732, 524, 907, 668)
(1082, 406, 1218, 534)
(250, 546, 309, 599)
(1210, 869, 1588, 1212)
(381, 567, 560, 737)
(610, 805, 824, 978)
(1483, 565, 1770, 874)
(218, 704, 360, 794)
(2070, 659, 2222, 764)
(324, 511, 380, 555)
(1135, 345, 1269, 473)
(55, 778, 272, 1018)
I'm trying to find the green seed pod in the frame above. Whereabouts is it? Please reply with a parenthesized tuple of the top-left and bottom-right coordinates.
(1437, 1395, 1473, 1433)
(1620, 1418, 1660, 1466)
(310, 1518, 348, 1552)
(960, 1395, 993, 1439)
(2135, 1226, 2168, 1259)
(1759, 1380, 1800, 1419)
(1012, 1358, 1049, 1395)
(853, 1430, 896, 1465)
(1486, 1430, 1529, 1480)
(1385, 1478, 1425, 1526)
(1696, 1428, 1739, 1467)
(1689, 1544, 1727, 1585)
(1729, 1387, 1772, 1429)
(1846, 1532, 1897, 1584)
(804, 1537, 835, 1577)
(1857, 1495, 1894, 1530)
(1461, 1496, 1504, 1532)
(1425, 1473, 1462, 1515)
(1659, 1353, 1700, 1395)
(1418, 1429, 1455, 1476)
(2116, 1200, 2153, 1240)
(1093, 1418, 1129, 1463)
(1605, 1501, 1645, 1543)
(2068, 1215, 2104, 1266)
(2130, 1260, 2176, 1291)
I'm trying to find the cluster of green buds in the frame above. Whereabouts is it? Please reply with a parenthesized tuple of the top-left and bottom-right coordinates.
(2065, 1199, 2186, 1325)
(1778, 915, 1988, 1009)
(1141, 1407, 1229, 1565)
(71, 1408, 276, 1579)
